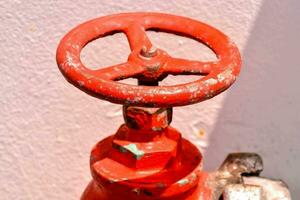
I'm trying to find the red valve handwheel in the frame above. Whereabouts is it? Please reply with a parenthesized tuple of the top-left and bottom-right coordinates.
(56, 13, 241, 107)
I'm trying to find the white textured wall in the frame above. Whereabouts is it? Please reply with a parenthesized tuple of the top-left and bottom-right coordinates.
(1, 0, 299, 199)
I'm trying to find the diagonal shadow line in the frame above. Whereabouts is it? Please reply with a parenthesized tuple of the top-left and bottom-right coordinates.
(204, 0, 300, 199)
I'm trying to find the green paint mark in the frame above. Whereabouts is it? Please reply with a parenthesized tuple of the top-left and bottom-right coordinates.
(177, 178, 189, 186)
(123, 143, 145, 160)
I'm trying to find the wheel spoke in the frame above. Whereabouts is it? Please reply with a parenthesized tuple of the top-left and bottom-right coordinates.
(162, 57, 215, 75)
(91, 62, 145, 80)
(125, 23, 152, 51)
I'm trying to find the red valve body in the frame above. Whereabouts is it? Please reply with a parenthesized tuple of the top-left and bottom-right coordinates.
(80, 107, 212, 200)
(81, 126, 212, 200)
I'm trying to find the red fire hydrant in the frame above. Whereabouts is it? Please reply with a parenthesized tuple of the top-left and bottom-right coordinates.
(56, 13, 291, 200)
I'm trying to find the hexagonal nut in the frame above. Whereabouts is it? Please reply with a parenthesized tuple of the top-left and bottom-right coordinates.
(123, 106, 172, 131)
(111, 137, 179, 170)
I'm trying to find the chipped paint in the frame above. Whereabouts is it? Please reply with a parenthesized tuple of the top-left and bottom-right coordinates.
(123, 143, 145, 160)
(186, 83, 200, 93)
(132, 188, 141, 195)
(205, 78, 218, 85)
(217, 68, 233, 82)
(108, 179, 119, 183)
(191, 173, 197, 182)
(77, 80, 85, 87)
(118, 146, 127, 153)
(65, 51, 80, 69)
(177, 178, 189, 186)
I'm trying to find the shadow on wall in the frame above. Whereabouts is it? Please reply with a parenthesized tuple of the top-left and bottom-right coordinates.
(204, 0, 300, 198)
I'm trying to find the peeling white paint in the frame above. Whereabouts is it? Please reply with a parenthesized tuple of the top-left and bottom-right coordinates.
(205, 78, 218, 85)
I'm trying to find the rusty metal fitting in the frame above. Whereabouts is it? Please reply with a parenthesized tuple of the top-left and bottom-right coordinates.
(222, 178, 292, 200)
(204, 152, 291, 200)
(219, 153, 263, 177)
(243, 177, 291, 200)
(223, 184, 263, 200)
(123, 106, 172, 131)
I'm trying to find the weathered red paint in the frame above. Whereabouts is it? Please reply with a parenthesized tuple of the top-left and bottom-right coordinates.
(56, 12, 241, 200)
(56, 12, 241, 107)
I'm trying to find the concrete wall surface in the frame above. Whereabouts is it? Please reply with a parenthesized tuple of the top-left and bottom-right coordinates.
(1, 0, 299, 199)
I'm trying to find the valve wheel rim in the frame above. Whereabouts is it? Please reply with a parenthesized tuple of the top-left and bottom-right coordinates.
(56, 12, 241, 107)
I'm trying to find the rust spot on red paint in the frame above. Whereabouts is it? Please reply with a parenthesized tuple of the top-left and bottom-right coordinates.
(198, 128, 206, 138)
